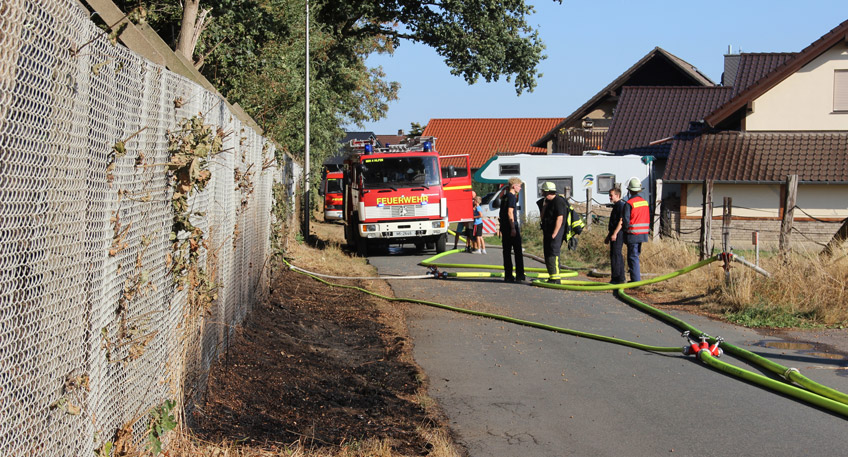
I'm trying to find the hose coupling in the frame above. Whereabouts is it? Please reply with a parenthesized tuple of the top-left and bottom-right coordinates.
(426, 266, 449, 279)
(719, 251, 734, 272)
(783, 367, 800, 379)
(681, 331, 723, 357)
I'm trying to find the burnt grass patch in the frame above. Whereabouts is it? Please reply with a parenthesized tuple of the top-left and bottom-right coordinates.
(191, 267, 437, 455)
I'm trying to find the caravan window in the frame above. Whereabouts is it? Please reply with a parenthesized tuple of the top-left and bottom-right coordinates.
(597, 174, 615, 193)
(499, 164, 520, 175)
(537, 177, 573, 199)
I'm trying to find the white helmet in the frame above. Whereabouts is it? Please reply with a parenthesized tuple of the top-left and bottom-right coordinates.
(627, 177, 643, 193)
(541, 181, 557, 193)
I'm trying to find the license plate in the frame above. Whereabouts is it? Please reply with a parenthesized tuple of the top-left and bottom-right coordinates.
(394, 230, 414, 237)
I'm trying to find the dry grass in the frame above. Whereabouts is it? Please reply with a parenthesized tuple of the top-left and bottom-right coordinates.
(164, 427, 460, 457)
(640, 236, 848, 327)
(166, 429, 452, 456)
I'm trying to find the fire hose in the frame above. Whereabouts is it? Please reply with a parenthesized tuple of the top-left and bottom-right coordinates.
(283, 248, 848, 418)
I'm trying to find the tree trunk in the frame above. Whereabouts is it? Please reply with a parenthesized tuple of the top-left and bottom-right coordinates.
(176, 0, 201, 60)
(779, 174, 798, 254)
(699, 180, 713, 260)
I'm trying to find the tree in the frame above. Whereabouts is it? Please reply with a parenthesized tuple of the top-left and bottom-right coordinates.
(315, 0, 560, 94)
(407, 121, 426, 138)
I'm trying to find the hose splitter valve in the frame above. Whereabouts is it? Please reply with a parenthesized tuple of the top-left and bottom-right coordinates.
(718, 251, 733, 273)
(681, 331, 723, 357)
(426, 266, 449, 279)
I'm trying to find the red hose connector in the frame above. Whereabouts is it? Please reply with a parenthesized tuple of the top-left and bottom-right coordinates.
(682, 331, 723, 357)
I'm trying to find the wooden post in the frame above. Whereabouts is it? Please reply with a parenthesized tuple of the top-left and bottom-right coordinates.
(652, 179, 663, 241)
(723, 197, 732, 284)
(699, 180, 713, 260)
(585, 188, 592, 230)
(779, 174, 798, 254)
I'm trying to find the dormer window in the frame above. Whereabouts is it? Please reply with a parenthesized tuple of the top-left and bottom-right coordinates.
(834, 70, 848, 112)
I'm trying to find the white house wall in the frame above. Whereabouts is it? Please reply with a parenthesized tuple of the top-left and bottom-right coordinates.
(795, 184, 848, 218)
(746, 43, 848, 131)
(686, 183, 781, 217)
(685, 183, 848, 218)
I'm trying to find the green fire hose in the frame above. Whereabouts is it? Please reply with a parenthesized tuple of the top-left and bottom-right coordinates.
(283, 258, 679, 353)
(284, 245, 848, 418)
(616, 289, 848, 407)
(417, 248, 848, 415)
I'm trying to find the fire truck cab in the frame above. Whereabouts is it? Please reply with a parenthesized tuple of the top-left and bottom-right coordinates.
(342, 137, 472, 256)
(321, 170, 344, 221)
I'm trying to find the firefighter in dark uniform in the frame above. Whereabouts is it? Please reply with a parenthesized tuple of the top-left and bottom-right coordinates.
(536, 182, 567, 284)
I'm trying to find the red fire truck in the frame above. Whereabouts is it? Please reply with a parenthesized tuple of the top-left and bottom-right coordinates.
(321, 170, 344, 221)
(342, 137, 472, 256)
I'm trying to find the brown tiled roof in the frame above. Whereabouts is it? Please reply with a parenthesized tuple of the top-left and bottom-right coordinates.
(376, 134, 406, 147)
(706, 18, 848, 126)
(604, 86, 733, 156)
(532, 47, 714, 148)
(731, 53, 796, 97)
(422, 118, 563, 169)
(664, 131, 848, 183)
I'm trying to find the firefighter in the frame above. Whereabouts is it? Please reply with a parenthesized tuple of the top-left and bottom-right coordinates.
(622, 177, 650, 282)
(536, 182, 567, 284)
(564, 197, 586, 251)
(499, 177, 526, 283)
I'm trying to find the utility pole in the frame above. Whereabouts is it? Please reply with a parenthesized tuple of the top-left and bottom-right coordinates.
(302, 0, 311, 240)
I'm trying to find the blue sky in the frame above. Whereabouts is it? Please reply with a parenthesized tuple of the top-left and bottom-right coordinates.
(349, 1, 848, 135)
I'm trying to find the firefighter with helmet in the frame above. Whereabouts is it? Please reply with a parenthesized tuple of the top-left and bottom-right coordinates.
(563, 189, 586, 251)
(536, 182, 567, 284)
(622, 177, 650, 282)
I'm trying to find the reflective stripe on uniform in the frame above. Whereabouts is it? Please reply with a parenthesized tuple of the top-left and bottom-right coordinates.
(627, 196, 650, 235)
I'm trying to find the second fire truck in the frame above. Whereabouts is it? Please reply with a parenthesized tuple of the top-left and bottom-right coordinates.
(342, 136, 472, 256)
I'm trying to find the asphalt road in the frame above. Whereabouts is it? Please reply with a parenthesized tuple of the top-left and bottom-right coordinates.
(368, 245, 848, 457)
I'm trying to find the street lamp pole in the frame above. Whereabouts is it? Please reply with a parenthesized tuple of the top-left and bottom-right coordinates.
(302, 0, 311, 240)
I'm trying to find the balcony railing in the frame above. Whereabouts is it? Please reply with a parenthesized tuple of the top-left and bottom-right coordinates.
(554, 130, 606, 155)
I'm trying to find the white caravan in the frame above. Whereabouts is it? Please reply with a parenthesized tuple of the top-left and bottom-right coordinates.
(474, 152, 653, 220)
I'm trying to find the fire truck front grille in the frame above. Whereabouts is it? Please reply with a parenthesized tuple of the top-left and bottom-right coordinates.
(389, 204, 427, 217)
(365, 203, 439, 219)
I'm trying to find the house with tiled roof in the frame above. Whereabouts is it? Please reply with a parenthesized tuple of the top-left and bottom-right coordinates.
(376, 130, 408, 148)
(532, 47, 714, 155)
(603, 85, 734, 162)
(421, 118, 563, 171)
(664, 18, 848, 249)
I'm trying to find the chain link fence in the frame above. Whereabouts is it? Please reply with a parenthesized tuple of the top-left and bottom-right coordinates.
(0, 0, 294, 454)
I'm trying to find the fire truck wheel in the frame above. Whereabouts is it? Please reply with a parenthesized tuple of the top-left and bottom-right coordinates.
(356, 239, 369, 257)
(435, 233, 447, 253)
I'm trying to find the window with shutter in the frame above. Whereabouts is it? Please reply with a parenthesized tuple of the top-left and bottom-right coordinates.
(834, 70, 848, 112)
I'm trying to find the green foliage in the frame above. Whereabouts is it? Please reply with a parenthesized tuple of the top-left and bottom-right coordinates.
(94, 441, 112, 457)
(407, 121, 426, 137)
(723, 306, 819, 329)
(147, 400, 178, 455)
(315, 0, 558, 94)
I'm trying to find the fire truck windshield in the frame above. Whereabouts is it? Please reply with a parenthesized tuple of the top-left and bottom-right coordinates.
(326, 178, 342, 193)
(361, 156, 440, 189)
